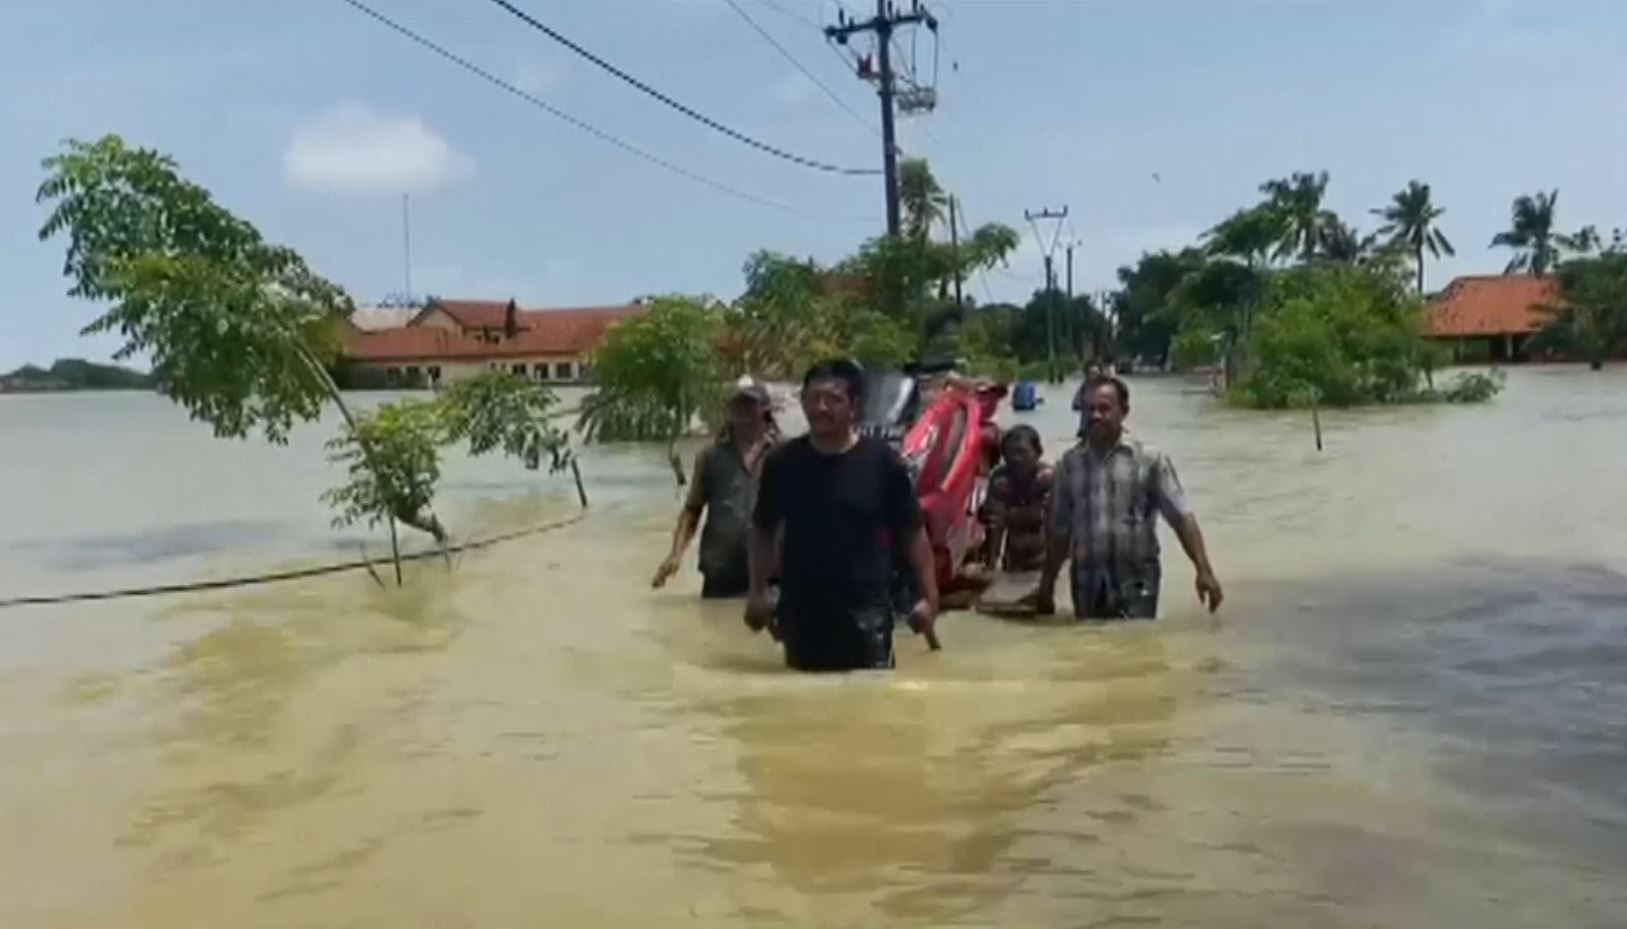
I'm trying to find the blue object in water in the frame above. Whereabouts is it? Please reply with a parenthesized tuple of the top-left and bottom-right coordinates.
(1011, 380, 1039, 411)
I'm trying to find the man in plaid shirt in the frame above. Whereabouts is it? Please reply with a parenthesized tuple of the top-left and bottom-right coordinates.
(1026, 376, 1223, 620)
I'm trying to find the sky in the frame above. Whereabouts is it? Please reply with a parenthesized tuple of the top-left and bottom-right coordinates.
(2, 0, 1625, 370)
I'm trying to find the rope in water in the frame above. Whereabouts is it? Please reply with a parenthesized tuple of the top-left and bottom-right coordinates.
(0, 512, 589, 611)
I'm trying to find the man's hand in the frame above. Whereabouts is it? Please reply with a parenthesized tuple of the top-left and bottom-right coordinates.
(651, 556, 680, 589)
(743, 593, 775, 633)
(1195, 571, 1224, 613)
(907, 599, 942, 651)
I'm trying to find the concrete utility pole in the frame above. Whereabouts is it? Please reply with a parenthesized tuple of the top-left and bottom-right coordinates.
(1025, 206, 1069, 383)
(826, 0, 938, 238)
(948, 195, 963, 307)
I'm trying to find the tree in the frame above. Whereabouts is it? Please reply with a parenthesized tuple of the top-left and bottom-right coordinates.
(898, 157, 949, 242)
(1240, 264, 1435, 408)
(578, 295, 726, 483)
(1372, 180, 1455, 294)
(1261, 171, 1336, 262)
(1112, 249, 1207, 367)
(37, 135, 574, 578)
(1317, 217, 1381, 265)
(1491, 189, 1560, 276)
(1204, 204, 1283, 269)
(1541, 249, 1627, 370)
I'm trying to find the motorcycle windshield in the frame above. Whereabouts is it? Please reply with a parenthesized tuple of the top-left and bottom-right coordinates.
(857, 371, 919, 441)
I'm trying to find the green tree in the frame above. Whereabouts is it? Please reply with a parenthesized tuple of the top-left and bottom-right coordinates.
(1491, 189, 1560, 276)
(1204, 204, 1283, 268)
(38, 135, 574, 576)
(1541, 249, 1627, 370)
(1240, 264, 1433, 408)
(1111, 249, 1208, 367)
(579, 295, 726, 483)
(899, 157, 949, 242)
(1260, 171, 1336, 262)
(1373, 180, 1455, 294)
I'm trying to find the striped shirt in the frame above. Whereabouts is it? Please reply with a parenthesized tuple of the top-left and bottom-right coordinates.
(1049, 434, 1191, 573)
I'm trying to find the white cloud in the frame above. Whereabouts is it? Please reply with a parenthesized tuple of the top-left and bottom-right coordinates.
(283, 103, 472, 195)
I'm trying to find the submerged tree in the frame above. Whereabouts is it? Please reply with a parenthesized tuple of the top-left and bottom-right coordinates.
(578, 295, 726, 484)
(1541, 248, 1627, 370)
(38, 135, 575, 578)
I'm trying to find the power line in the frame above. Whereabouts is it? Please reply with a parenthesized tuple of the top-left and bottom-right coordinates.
(338, 0, 863, 221)
(725, 0, 880, 137)
(484, 0, 878, 176)
(749, 0, 824, 32)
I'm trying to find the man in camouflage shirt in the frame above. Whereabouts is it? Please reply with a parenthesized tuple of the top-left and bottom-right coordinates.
(1027, 376, 1223, 620)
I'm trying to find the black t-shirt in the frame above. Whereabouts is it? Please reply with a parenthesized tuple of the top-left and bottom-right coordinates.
(752, 434, 921, 612)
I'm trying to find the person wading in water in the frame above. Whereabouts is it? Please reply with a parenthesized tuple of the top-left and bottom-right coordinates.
(652, 378, 776, 598)
(981, 424, 1053, 575)
(745, 359, 939, 671)
(1025, 375, 1223, 620)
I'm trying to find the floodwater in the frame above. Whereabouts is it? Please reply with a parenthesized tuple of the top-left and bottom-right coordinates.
(1, 368, 1625, 928)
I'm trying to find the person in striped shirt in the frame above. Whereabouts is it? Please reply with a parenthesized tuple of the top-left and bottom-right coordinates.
(1025, 375, 1223, 620)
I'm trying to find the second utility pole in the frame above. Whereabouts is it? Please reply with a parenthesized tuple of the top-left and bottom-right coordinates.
(827, 1, 937, 238)
(1025, 206, 1069, 384)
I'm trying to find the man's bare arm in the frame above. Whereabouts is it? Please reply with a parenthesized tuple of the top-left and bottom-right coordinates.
(1171, 514, 1223, 612)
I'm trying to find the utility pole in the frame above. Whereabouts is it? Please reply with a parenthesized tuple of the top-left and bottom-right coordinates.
(827, 0, 938, 239)
(948, 195, 963, 308)
(1025, 206, 1069, 384)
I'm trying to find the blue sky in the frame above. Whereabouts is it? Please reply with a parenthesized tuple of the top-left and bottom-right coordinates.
(2, 0, 1625, 369)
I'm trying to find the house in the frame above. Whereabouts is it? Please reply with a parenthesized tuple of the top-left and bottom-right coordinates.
(338, 297, 643, 387)
(1425, 275, 1558, 362)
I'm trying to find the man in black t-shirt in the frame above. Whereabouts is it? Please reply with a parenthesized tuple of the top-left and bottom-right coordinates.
(746, 359, 940, 671)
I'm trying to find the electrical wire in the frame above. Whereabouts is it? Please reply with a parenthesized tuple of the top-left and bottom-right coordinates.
(484, 0, 879, 176)
(338, 0, 866, 221)
(725, 0, 880, 137)
(749, 0, 824, 32)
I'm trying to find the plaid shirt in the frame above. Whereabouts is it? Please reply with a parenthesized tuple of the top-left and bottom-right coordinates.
(1050, 434, 1191, 574)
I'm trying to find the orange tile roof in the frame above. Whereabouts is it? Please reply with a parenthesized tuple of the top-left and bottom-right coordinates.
(412, 299, 524, 331)
(1426, 275, 1557, 337)
(342, 305, 642, 362)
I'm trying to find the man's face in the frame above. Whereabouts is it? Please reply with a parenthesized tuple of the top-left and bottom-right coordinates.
(1083, 384, 1125, 442)
(801, 378, 855, 436)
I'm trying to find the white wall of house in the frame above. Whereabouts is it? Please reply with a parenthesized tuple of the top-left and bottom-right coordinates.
(352, 354, 588, 387)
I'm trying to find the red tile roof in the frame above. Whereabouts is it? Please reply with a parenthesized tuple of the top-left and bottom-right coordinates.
(1426, 275, 1557, 337)
(342, 304, 642, 362)
(411, 299, 523, 331)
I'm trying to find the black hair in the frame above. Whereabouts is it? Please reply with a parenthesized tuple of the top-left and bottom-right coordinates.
(801, 358, 865, 403)
(1001, 423, 1043, 458)
(1083, 375, 1130, 413)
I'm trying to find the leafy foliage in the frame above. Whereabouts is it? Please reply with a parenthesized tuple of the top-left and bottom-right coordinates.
(1436, 370, 1506, 403)
(323, 399, 448, 536)
(1237, 264, 1429, 408)
(39, 137, 577, 559)
(440, 372, 574, 472)
(37, 135, 352, 444)
(1540, 248, 1627, 369)
(579, 295, 726, 443)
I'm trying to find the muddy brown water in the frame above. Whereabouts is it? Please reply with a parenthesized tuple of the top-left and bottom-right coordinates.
(1, 368, 1624, 927)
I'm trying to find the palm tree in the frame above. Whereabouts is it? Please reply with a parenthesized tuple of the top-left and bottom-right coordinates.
(1491, 190, 1560, 276)
(898, 158, 948, 242)
(1318, 218, 1382, 265)
(1203, 204, 1283, 268)
(1372, 180, 1455, 294)
(1260, 171, 1336, 261)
